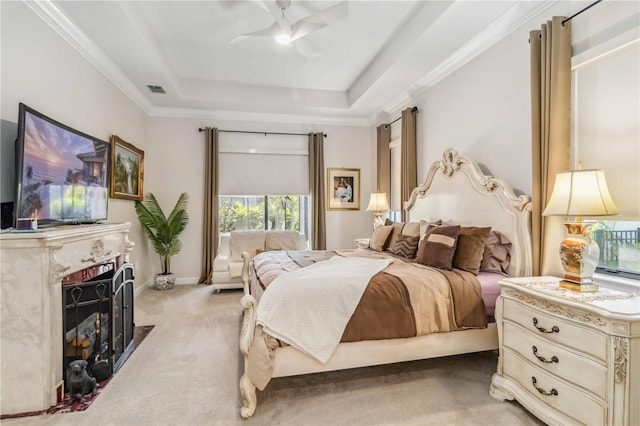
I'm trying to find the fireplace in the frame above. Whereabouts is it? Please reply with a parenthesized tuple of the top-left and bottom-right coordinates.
(0, 223, 134, 415)
(62, 261, 135, 387)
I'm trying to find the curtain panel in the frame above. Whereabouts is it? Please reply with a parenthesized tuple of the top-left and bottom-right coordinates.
(309, 132, 326, 250)
(530, 17, 571, 276)
(400, 107, 417, 221)
(197, 127, 219, 285)
(376, 124, 391, 197)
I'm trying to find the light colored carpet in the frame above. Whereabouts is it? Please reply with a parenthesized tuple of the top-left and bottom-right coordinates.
(3, 285, 543, 426)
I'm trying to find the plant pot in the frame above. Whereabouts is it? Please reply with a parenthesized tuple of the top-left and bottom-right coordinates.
(154, 273, 175, 291)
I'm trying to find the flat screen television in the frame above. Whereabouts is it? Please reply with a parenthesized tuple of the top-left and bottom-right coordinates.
(14, 103, 110, 228)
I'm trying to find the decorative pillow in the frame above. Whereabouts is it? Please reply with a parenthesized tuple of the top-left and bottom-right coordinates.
(369, 225, 393, 251)
(481, 230, 512, 274)
(419, 219, 443, 241)
(416, 225, 461, 270)
(384, 221, 406, 252)
(256, 248, 268, 256)
(391, 234, 420, 258)
(452, 226, 492, 275)
(401, 222, 420, 237)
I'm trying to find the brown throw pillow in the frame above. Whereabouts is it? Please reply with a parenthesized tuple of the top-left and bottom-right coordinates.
(419, 219, 443, 241)
(480, 230, 512, 274)
(385, 221, 406, 251)
(391, 234, 420, 258)
(416, 225, 461, 270)
(369, 225, 393, 251)
(452, 226, 492, 275)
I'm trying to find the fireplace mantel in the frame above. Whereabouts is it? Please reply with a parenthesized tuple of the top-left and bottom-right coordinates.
(0, 222, 134, 415)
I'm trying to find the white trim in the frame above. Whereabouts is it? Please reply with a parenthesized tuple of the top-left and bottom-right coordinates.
(149, 107, 371, 127)
(380, 1, 556, 117)
(24, 0, 153, 114)
(28, 0, 553, 127)
(572, 27, 640, 71)
(594, 272, 640, 293)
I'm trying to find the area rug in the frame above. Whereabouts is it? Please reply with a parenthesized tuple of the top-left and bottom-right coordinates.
(1, 325, 154, 419)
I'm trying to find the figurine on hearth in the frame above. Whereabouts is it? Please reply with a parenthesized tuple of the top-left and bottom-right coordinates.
(66, 360, 98, 404)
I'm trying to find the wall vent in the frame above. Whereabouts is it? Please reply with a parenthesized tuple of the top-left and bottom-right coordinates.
(147, 85, 166, 94)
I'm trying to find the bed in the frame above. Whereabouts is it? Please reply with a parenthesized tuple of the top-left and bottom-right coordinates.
(238, 148, 533, 418)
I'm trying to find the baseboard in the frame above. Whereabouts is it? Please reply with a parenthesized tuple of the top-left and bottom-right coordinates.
(136, 276, 201, 294)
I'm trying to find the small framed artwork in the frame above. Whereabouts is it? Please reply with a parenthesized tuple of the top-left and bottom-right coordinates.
(327, 168, 360, 210)
(110, 135, 144, 201)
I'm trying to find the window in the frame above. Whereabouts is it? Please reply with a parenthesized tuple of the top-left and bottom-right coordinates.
(572, 31, 639, 281)
(216, 132, 311, 244)
(590, 220, 640, 278)
(219, 195, 310, 242)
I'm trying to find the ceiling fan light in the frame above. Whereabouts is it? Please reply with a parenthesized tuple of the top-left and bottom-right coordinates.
(275, 34, 291, 45)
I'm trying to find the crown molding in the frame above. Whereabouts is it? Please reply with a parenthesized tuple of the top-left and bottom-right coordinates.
(26, 0, 555, 129)
(149, 107, 371, 127)
(24, 0, 154, 114)
(25, 0, 371, 128)
(379, 1, 557, 119)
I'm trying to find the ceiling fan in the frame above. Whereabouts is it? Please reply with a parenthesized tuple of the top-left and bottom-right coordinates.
(230, 0, 349, 58)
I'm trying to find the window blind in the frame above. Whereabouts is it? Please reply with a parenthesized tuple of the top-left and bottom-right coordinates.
(218, 133, 309, 195)
(572, 36, 639, 219)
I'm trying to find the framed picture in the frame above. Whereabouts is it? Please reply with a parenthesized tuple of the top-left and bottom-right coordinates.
(110, 135, 144, 201)
(327, 168, 360, 210)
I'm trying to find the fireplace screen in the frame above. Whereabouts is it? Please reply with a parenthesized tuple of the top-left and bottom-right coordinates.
(62, 262, 134, 389)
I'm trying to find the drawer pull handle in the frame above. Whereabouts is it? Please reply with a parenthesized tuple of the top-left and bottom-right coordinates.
(532, 346, 559, 363)
(531, 376, 558, 396)
(532, 317, 559, 334)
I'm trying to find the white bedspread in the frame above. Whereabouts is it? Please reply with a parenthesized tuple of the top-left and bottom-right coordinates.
(255, 256, 392, 363)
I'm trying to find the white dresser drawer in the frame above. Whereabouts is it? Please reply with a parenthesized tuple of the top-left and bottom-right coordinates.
(503, 322, 607, 400)
(502, 298, 607, 362)
(503, 348, 607, 426)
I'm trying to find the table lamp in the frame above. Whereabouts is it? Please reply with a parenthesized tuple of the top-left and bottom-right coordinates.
(366, 192, 390, 228)
(542, 168, 618, 287)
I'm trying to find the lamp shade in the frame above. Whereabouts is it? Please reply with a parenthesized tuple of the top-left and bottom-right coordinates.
(542, 169, 618, 217)
(366, 193, 390, 212)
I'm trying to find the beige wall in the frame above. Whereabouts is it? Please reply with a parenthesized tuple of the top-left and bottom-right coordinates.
(382, 0, 638, 199)
(147, 116, 373, 283)
(0, 1, 153, 287)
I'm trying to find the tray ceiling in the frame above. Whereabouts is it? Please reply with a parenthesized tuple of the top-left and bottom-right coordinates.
(30, 1, 553, 124)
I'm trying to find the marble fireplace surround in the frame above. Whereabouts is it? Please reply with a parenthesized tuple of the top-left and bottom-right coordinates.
(0, 222, 134, 416)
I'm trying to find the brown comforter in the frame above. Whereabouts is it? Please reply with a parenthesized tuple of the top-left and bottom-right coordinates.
(247, 249, 487, 389)
(250, 249, 487, 344)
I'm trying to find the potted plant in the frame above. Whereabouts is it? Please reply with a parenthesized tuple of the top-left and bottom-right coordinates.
(135, 192, 189, 290)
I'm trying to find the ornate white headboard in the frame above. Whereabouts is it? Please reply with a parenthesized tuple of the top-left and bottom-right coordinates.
(405, 149, 532, 277)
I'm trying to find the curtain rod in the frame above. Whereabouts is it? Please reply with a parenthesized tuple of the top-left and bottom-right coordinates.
(384, 106, 418, 129)
(562, 0, 602, 26)
(198, 128, 327, 137)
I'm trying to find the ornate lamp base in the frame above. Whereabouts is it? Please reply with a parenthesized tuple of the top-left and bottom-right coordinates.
(559, 222, 600, 284)
(372, 213, 385, 229)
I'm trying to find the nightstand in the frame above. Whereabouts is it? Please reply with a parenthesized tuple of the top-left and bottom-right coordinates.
(490, 276, 640, 426)
(355, 238, 370, 249)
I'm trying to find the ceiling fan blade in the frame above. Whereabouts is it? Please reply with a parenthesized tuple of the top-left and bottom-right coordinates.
(294, 39, 322, 59)
(290, 1, 348, 41)
(290, 21, 326, 42)
(302, 1, 349, 25)
(230, 22, 281, 43)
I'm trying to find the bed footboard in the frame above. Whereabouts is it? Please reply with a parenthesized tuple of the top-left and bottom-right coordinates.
(239, 294, 257, 419)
